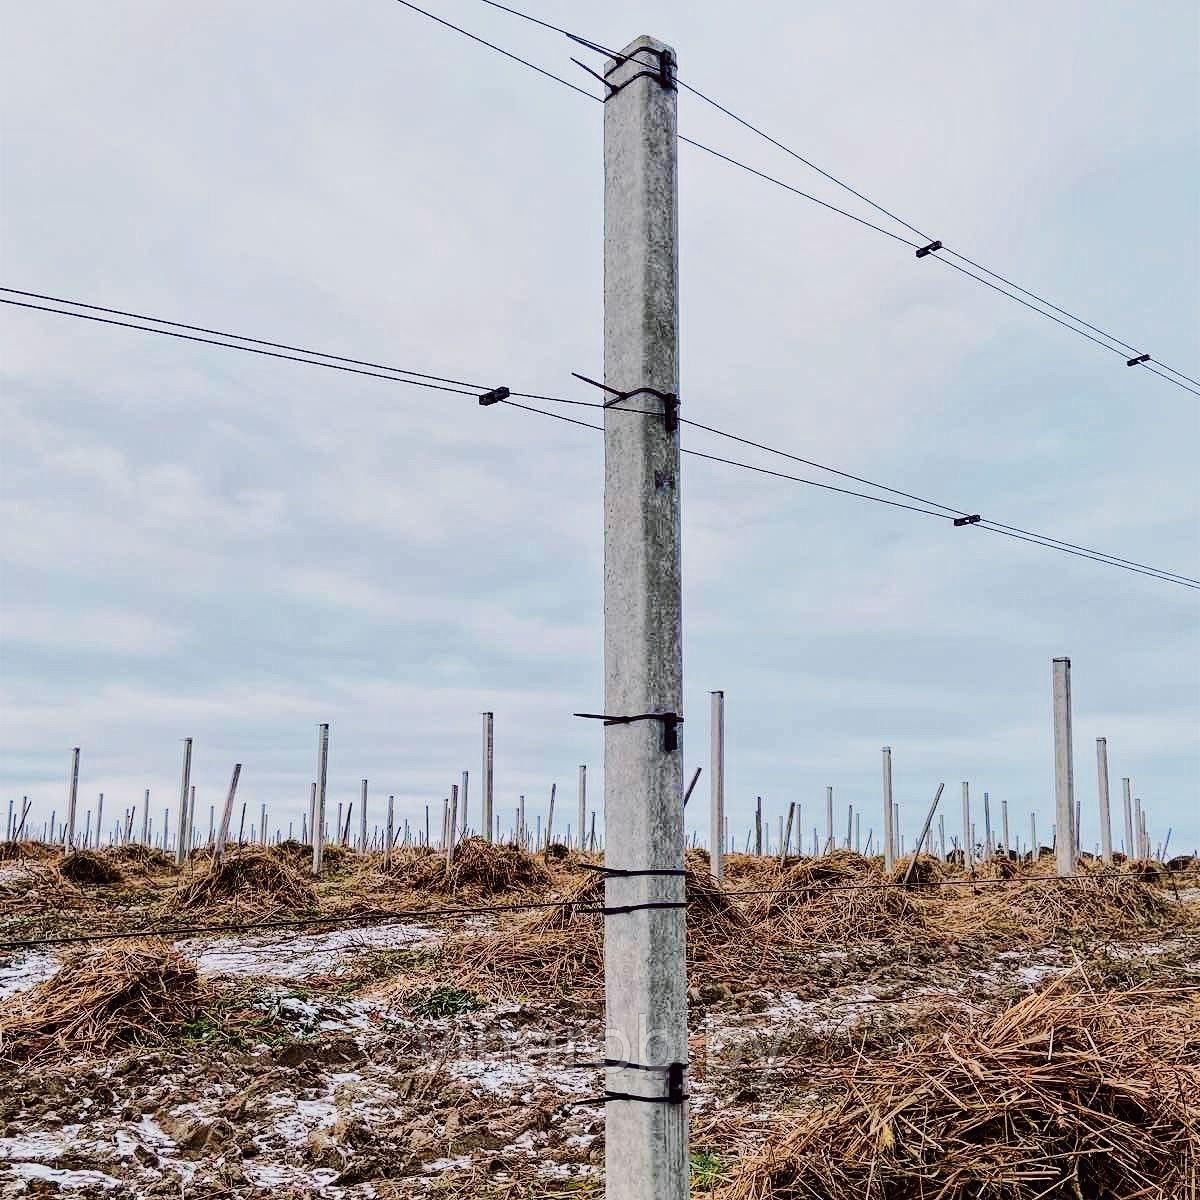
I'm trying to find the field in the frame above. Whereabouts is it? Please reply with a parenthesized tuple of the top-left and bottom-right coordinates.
(0, 840, 1197, 1198)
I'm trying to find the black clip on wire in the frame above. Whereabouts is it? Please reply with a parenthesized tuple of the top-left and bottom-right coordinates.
(574, 710, 683, 753)
(564, 1060, 688, 1108)
(915, 240, 943, 258)
(571, 46, 676, 101)
(579, 863, 686, 879)
(478, 387, 510, 406)
(571, 371, 679, 434)
(953, 514, 982, 527)
(1126, 354, 1150, 367)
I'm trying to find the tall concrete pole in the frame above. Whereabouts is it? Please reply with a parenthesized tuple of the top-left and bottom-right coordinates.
(961, 782, 973, 870)
(482, 712, 494, 843)
(141, 788, 150, 845)
(710, 691, 724, 880)
(1134, 796, 1143, 859)
(459, 771, 469, 837)
(1031, 811, 1038, 859)
(577, 765, 587, 852)
(174, 738, 192, 866)
(1095, 738, 1113, 865)
(1052, 657, 1076, 877)
(312, 723, 329, 874)
(1121, 777, 1134, 857)
(824, 786, 834, 855)
(881, 747, 895, 871)
(1000, 797, 1010, 857)
(361, 779, 369, 851)
(603, 36, 687, 1200)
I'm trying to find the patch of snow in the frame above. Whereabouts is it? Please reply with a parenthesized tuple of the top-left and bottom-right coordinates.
(0, 950, 58, 999)
(186, 922, 434, 980)
(6, 1163, 122, 1190)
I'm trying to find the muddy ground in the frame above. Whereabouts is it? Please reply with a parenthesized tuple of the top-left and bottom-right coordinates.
(0, 849, 1196, 1198)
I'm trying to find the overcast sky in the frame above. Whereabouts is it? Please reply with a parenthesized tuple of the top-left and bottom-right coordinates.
(2, 1, 1197, 855)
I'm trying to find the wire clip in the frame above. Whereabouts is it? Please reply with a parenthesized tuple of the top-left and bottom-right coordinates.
(574, 710, 683, 752)
(572, 371, 679, 433)
(567, 1060, 689, 1107)
(915, 240, 943, 258)
(579, 863, 686, 878)
(478, 386, 510, 406)
(573, 46, 677, 101)
(1126, 354, 1150, 367)
(953, 514, 982, 527)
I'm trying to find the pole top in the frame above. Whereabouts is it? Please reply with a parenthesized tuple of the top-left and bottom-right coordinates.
(1053, 656, 1071, 665)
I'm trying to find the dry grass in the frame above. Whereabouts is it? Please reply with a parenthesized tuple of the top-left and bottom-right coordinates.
(389, 837, 552, 898)
(172, 846, 315, 916)
(58, 850, 124, 887)
(744, 851, 928, 945)
(717, 968, 1200, 1200)
(0, 840, 55, 863)
(949, 873, 1191, 943)
(0, 940, 203, 1064)
(453, 861, 763, 1000)
(106, 843, 177, 874)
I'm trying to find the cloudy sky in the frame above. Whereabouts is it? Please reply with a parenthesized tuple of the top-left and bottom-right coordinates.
(2, 1, 1197, 854)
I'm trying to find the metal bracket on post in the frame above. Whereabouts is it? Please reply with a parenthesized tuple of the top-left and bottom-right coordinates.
(573, 46, 677, 99)
(574, 710, 683, 752)
(567, 1060, 689, 1108)
(571, 371, 679, 432)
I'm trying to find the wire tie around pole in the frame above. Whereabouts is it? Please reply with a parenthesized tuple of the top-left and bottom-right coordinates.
(915, 240, 943, 258)
(571, 371, 679, 432)
(561, 1061, 688, 1107)
(578, 863, 687, 878)
(573, 710, 683, 752)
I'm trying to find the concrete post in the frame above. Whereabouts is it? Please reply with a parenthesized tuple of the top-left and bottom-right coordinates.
(1121, 777, 1133, 857)
(854, 811, 861, 854)
(361, 779, 369, 851)
(214, 763, 241, 863)
(546, 782, 556, 849)
(384, 795, 395, 868)
(518, 795, 526, 849)
(881, 747, 895, 871)
(175, 738, 193, 866)
(312, 723, 330, 874)
(982, 792, 992, 862)
(824, 786, 834, 855)
(961, 782, 973, 870)
(578, 765, 587, 851)
(780, 801, 795, 863)
(1052, 657, 1076, 877)
(603, 36, 687, 1200)
(1095, 738, 1113, 865)
(1031, 812, 1038, 860)
(446, 784, 458, 866)
(754, 797, 762, 856)
(937, 813, 946, 861)
(459, 771, 468, 838)
(259, 803, 267, 847)
(1134, 796, 1143, 858)
(1001, 798, 1010, 857)
(188, 786, 196, 853)
(710, 691, 724, 879)
(482, 712, 494, 843)
(95, 793, 104, 852)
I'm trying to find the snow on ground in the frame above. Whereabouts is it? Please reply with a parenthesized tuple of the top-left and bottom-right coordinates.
(184, 921, 437, 980)
(0, 950, 58, 1000)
